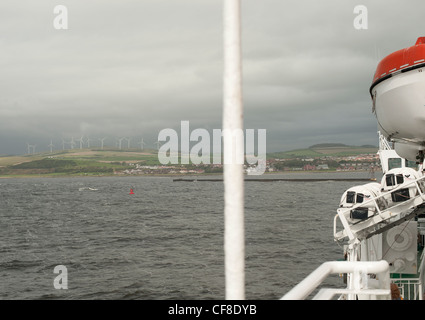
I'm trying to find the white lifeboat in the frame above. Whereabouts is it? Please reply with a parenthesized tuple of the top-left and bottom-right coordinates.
(339, 182, 383, 223)
(370, 37, 425, 161)
(380, 167, 423, 205)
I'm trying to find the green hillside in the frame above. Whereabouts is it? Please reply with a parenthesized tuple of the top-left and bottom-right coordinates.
(268, 144, 378, 159)
(0, 143, 379, 177)
(0, 148, 161, 177)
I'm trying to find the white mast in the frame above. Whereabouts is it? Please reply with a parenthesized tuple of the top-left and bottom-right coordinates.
(223, 0, 245, 300)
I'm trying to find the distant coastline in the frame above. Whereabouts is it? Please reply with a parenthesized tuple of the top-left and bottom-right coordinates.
(0, 144, 380, 179)
(0, 169, 379, 180)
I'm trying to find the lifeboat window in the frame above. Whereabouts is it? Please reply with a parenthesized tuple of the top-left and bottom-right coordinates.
(388, 158, 402, 170)
(346, 191, 356, 203)
(405, 160, 417, 169)
(391, 188, 410, 202)
(396, 174, 404, 184)
(386, 174, 395, 187)
(356, 193, 364, 203)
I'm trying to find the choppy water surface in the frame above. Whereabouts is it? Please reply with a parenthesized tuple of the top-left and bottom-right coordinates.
(0, 172, 373, 299)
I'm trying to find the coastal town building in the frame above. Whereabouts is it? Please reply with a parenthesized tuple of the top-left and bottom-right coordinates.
(114, 152, 382, 175)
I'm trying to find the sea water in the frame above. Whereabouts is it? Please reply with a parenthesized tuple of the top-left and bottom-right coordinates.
(0, 172, 374, 299)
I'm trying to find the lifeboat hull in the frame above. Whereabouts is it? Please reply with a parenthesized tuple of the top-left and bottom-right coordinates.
(373, 67, 425, 144)
(371, 37, 425, 157)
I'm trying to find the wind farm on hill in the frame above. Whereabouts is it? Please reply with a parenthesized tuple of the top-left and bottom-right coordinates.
(0, 135, 159, 176)
(0, 140, 379, 178)
(23, 136, 150, 155)
(0, 147, 162, 177)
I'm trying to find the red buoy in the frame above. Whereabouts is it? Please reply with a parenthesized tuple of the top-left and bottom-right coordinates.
(129, 188, 134, 195)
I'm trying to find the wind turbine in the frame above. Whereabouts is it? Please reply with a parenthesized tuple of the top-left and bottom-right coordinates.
(99, 137, 106, 150)
(117, 137, 125, 150)
(138, 138, 146, 151)
(26, 143, 36, 154)
(70, 137, 76, 149)
(62, 139, 66, 150)
(125, 137, 131, 149)
(154, 141, 161, 150)
(86, 136, 93, 148)
(78, 136, 84, 149)
(48, 140, 54, 153)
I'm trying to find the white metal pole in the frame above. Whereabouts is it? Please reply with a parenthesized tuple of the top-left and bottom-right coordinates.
(223, 0, 245, 300)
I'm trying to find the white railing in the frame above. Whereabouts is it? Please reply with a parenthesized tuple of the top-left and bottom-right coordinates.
(378, 131, 392, 150)
(390, 248, 425, 300)
(281, 260, 391, 300)
(334, 174, 425, 242)
(392, 278, 422, 300)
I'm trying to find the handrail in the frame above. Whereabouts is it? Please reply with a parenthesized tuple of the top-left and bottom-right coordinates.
(378, 131, 392, 150)
(392, 278, 422, 300)
(281, 260, 390, 300)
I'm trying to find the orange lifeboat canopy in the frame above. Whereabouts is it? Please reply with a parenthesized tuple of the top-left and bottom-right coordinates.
(372, 37, 425, 86)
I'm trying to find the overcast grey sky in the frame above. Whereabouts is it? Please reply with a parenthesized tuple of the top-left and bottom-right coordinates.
(0, 0, 424, 155)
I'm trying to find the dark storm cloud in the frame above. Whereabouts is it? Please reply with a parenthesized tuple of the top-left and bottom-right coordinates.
(0, 0, 424, 154)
